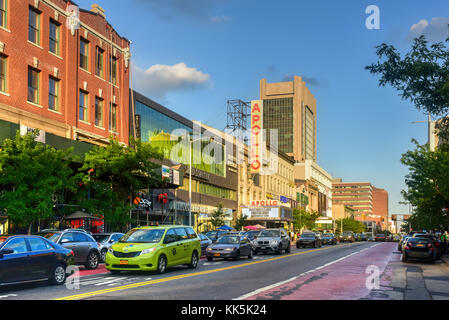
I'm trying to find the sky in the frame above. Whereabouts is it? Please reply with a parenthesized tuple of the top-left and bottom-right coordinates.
(74, 0, 449, 216)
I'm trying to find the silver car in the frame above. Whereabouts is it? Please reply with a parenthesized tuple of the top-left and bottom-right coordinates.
(93, 233, 125, 262)
(253, 228, 291, 255)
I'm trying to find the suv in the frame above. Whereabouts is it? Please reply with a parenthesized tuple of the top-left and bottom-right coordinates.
(253, 228, 290, 255)
(105, 225, 201, 274)
(38, 229, 101, 270)
(93, 233, 125, 262)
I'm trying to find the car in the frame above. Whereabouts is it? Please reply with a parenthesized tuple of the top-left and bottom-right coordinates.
(354, 233, 361, 241)
(402, 237, 437, 263)
(375, 234, 386, 242)
(339, 231, 355, 243)
(368, 236, 375, 242)
(398, 236, 410, 252)
(0, 235, 74, 286)
(105, 225, 201, 274)
(253, 228, 290, 255)
(359, 233, 368, 241)
(38, 229, 101, 270)
(392, 235, 401, 242)
(205, 235, 253, 261)
(242, 230, 261, 242)
(412, 234, 443, 260)
(321, 233, 337, 245)
(205, 230, 230, 243)
(198, 233, 213, 256)
(93, 233, 125, 262)
(297, 232, 322, 248)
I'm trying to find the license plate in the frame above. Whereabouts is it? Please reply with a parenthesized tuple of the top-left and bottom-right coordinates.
(416, 244, 424, 247)
(214, 253, 220, 257)
(261, 247, 266, 250)
(120, 260, 129, 265)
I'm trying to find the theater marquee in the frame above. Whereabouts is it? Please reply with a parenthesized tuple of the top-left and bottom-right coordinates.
(250, 100, 263, 173)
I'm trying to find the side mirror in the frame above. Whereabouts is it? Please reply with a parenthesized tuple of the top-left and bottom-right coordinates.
(109, 240, 115, 244)
(0, 249, 14, 258)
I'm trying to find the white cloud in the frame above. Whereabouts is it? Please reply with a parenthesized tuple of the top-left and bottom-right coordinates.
(408, 17, 449, 41)
(133, 63, 210, 98)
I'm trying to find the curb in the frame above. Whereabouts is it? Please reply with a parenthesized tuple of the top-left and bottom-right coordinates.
(441, 256, 449, 268)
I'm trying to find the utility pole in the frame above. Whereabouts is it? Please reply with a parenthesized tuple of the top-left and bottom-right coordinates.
(412, 113, 436, 151)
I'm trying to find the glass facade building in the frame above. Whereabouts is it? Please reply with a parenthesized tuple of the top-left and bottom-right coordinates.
(263, 98, 294, 154)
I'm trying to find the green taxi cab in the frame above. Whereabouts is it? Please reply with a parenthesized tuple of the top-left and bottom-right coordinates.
(105, 225, 201, 274)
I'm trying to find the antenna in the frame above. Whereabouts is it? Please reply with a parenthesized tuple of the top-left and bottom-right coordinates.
(225, 99, 251, 144)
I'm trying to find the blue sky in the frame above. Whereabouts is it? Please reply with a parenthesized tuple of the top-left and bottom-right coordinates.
(75, 0, 449, 216)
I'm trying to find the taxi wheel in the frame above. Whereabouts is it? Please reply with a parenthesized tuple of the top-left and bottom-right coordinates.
(157, 255, 167, 274)
(189, 251, 199, 269)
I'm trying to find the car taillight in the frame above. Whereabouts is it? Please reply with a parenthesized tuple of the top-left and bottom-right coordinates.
(97, 243, 101, 246)
(70, 250, 74, 256)
(427, 243, 432, 248)
(434, 242, 440, 246)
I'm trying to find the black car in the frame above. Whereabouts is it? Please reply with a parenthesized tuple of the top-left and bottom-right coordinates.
(0, 235, 74, 286)
(205, 230, 230, 243)
(38, 229, 101, 269)
(206, 235, 253, 261)
(402, 237, 437, 263)
(359, 233, 369, 241)
(198, 233, 213, 256)
(321, 233, 337, 245)
(297, 232, 322, 248)
(412, 234, 443, 260)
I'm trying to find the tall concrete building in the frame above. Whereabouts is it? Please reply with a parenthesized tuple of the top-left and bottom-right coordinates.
(260, 76, 317, 162)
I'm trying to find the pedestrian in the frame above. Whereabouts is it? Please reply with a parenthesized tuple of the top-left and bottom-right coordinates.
(441, 231, 448, 255)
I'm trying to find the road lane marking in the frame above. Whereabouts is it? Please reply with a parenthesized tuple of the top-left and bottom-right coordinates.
(233, 243, 381, 300)
(56, 242, 369, 300)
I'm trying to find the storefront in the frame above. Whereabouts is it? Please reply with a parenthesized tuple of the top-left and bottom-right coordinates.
(194, 204, 233, 233)
(242, 200, 293, 231)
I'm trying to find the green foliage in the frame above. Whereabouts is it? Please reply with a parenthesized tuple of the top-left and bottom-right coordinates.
(233, 214, 248, 231)
(77, 137, 165, 231)
(400, 140, 449, 230)
(293, 208, 321, 231)
(335, 218, 366, 233)
(0, 130, 77, 233)
(210, 203, 226, 229)
(366, 35, 449, 118)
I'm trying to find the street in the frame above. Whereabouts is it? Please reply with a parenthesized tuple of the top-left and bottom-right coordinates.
(1, 242, 448, 300)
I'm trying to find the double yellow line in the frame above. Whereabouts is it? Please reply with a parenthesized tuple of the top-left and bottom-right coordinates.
(56, 244, 348, 300)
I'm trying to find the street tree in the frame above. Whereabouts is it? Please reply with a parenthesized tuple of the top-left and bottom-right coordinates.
(335, 218, 366, 234)
(78, 137, 165, 232)
(293, 208, 321, 232)
(233, 213, 248, 231)
(210, 203, 227, 229)
(0, 130, 77, 234)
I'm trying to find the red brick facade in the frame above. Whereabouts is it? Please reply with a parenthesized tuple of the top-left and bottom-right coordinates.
(0, 0, 130, 146)
(372, 187, 389, 229)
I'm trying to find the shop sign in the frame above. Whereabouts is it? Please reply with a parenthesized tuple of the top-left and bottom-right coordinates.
(162, 166, 170, 179)
(242, 207, 279, 219)
(20, 125, 46, 143)
(250, 100, 263, 173)
(280, 196, 288, 204)
(249, 200, 279, 207)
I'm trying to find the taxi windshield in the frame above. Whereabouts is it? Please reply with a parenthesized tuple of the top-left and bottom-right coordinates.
(120, 229, 165, 243)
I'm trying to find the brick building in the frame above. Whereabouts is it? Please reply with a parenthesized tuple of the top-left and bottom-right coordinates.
(0, 0, 131, 147)
(372, 187, 389, 230)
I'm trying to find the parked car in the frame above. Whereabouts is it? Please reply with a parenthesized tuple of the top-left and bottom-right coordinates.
(297, 232, 322, 248)
(0, 235, 74, 286)
(402, 237, 437, 263)
(105, 225, 201, 274)
(253, 228, 290, 255)
(368, 236, 375, 242)
(206, 235, 253, 261)
(38, 229, 101, 270)
(92, 233, 125, 262)
(198, 233, 213, 256)
(412, 234, 443, 260)
(321, 233, 337, 245)
(339, 231, 355, 243)
(375, 234, 386, 242)
(243, 230, 261, 242)
(359, 233, 368, 241)
(205, 230, 230, 243)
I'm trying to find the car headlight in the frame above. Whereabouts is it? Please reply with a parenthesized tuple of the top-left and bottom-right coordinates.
(206, 247, 213, 251)
(108, 247, 114, 254)
(140, 248, 157, 256)
(225, 248, 234, 251)
(270, 240, 279, 246)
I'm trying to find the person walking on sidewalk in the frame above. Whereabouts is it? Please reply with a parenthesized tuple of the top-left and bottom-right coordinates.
(441, 232, 448, 255)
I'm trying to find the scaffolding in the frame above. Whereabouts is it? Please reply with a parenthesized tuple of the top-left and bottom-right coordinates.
(225, 99, 251, 144)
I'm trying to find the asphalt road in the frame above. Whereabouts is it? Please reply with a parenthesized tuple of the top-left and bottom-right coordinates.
(0, 241, 383, 300)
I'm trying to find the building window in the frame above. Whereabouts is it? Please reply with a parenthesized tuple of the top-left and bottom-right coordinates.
(80, 38, 89, 70)
(110, 55, 117, 85)
(49, 77, 60, 111)
(79, 90, 89, 122)
(28, 7, 41, 45)
(0, 0, 7, 29)
(109, 103, 117, 132)
(49, 20, 60, 55)
(0, 54, 6, 93)
(95, 47, 104, 78)
(95, 97, 103, 127)
(27, 67, 40, 104)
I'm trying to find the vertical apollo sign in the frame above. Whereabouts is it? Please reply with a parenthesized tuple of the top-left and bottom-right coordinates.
(250, 100, 263, 173)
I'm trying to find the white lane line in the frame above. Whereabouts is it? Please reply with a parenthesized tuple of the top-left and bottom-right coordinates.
(95, 277, 130, 286)
(233, 244, 381, 300)
(0, 294, 18, 299)
(79, 277, 116, 286)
